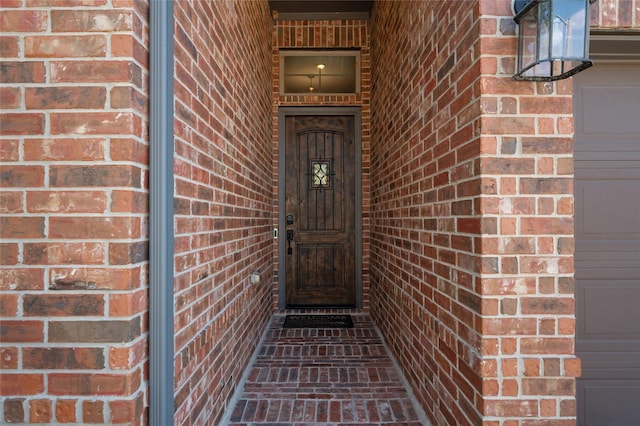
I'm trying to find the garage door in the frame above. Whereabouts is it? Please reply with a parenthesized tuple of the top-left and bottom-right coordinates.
(574, 63, 640, 425)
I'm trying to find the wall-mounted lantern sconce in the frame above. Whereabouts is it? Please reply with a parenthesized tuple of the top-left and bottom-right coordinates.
(513, 0, 596, 81)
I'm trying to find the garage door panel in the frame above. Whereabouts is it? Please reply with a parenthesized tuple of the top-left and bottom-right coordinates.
(575, 151, 640, 162)
(574, 63, 640, 426)
(576, 181, 640, 236)
(577, 280, 640, 337)
(582, 87, 640, 134)
(576, 264, 640, 279)
(579, 352, 640, 378)
(577, 380, 640, 426)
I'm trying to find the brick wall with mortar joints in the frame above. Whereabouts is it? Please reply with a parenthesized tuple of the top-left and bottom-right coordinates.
(271, 18, 372, 310)
(370, 1, 484, 424)
(475, 0, 640, 424)
(591, 0, 640, 27)
(172, 1, 273, 424)
(479, 0, 580, 423)
(1, 0, 149, 424)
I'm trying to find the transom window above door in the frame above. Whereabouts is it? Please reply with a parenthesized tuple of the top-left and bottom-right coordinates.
(280, 50, 360, 95)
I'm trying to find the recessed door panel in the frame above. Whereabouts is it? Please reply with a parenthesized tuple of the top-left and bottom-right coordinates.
(284, 115, 356, 306)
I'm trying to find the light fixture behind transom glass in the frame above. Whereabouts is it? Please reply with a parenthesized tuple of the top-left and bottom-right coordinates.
(513, 0, 595, 81)
(280, 50, 359, 94)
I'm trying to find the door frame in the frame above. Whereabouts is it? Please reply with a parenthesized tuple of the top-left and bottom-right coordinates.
(278, 106, 363, 309)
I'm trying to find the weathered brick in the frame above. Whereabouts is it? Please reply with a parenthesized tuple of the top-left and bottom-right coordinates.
(0, 347, 19, 369)
(0, 374, 45, 395)
(0, 86, 20, 108)
(521, 297, 574, 315)
(83, 400, 105, 423)
(49, 216, 140, 239)
(112, 33, 148, 67)
(482, 117, 535, 134)
(0, 191, 23, 214)
(26, 0, 108, 7)
(0, 243, 19, 265)
(51, 10, 133, 32)
(109, 241, 148, 265)
(25, 86, 106, 109)
(23, 347, 105, 369)
(23, 294, 105, 316)
(3, 399, 25, 423)
(0, 320, 44, 343)
(50, 111, 135, 135)
(109, 138, 148, 162)
(0, 139, 19, 161)
(482, 158, 535, 175)
(24, 241, 106, 265)
(520, 178, 572, 194)
(521, 337, 574, 355)
(50, 165, 141, 187)
(56, 399, 77, 422)
(0, 10, 48, 32)
(51, 60, 133, 83)
(109, 289, 147, 316)
(111, 189, 148, 213)
(0, 165, 45, 187)
(24, 138, 106, 161)
(49, 318, 140, 343)
(110, 85, 147, 111)
(0, 268, 45, 291)
(0, 113, 45, 135)
(521, 217, 573, 235)
(0, 61, 46, 83)
(27, 191, 108, 214)
(25, 35, 106, 57)
(0, 216, 45, 238)
(49, 266, 140, 291)
(109, 395, 144, 424)
(0, 36, 20, 57)
(29, 399, 52, 422)
(49, 370, 140, 396)
(0, 293, 19, 315)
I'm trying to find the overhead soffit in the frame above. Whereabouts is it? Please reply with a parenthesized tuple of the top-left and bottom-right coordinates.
(268, 0, 374, 20)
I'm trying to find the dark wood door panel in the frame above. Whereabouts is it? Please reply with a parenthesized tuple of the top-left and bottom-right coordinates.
(285, 115, 356, 306)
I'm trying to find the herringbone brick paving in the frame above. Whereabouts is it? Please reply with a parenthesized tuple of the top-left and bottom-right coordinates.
(227, 312, 429, 425)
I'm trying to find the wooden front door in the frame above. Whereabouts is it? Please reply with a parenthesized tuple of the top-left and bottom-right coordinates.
(284, 115, 356, 307)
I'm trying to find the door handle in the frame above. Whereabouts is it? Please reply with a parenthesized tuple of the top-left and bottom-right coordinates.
(286, 230, 294, 255)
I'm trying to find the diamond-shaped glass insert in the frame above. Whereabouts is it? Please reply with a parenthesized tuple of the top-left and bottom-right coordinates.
(311, 161, 330, 188)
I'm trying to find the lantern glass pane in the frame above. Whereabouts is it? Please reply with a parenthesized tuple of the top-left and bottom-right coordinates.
(552, 0, 588, 59)
(538, 0, 552, 61)
(518, 6, 540, 72)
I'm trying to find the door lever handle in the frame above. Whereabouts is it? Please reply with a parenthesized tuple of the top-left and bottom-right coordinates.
(286, 230, 293, 255)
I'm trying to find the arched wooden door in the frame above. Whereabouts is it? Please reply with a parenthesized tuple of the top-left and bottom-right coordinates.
(283, 114, 357, 307)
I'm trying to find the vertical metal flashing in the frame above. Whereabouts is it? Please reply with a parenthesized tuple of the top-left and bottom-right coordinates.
(150, 1, 174, 425)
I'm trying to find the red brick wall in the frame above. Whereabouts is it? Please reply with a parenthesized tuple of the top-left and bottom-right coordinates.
(272, 19, 371, 309)
(591, 0, 640, 27)
(370, 1, 485, 424)
(1, 0, 149, 424)
(479, 0, 581, 424)
(369, 0, 631, 424)
(172, 1, 273, 425)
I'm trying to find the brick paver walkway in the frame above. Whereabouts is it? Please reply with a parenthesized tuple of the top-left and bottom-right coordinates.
(226, 311, 430, 425)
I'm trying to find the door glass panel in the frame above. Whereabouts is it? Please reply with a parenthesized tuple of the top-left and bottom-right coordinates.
(311, 160, 331, 189)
